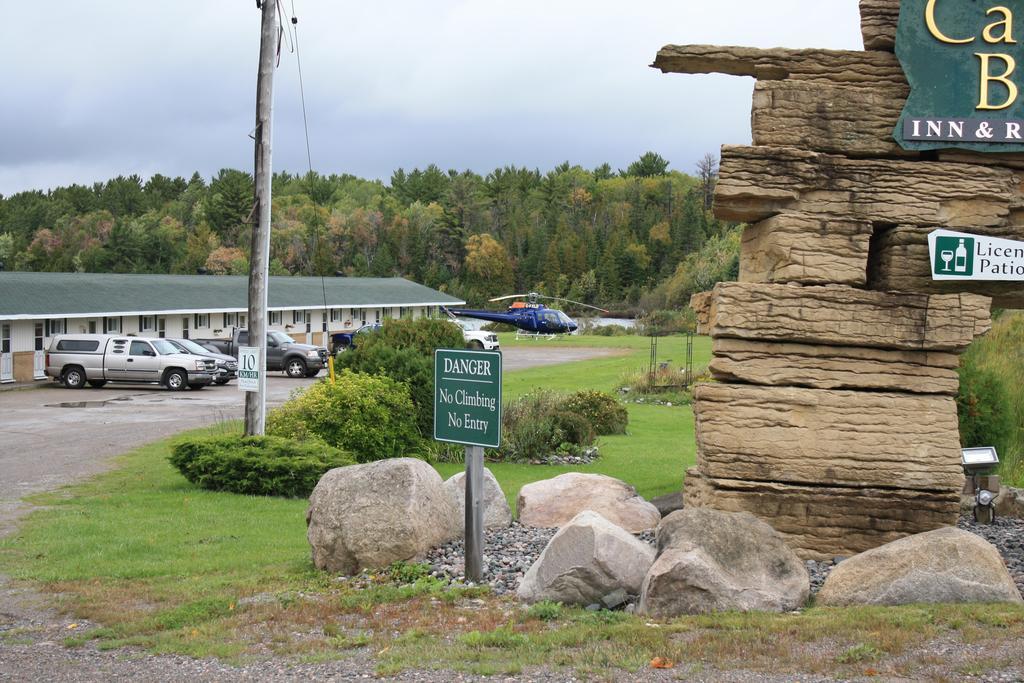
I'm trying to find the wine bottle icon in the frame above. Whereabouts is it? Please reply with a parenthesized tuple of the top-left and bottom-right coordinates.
(954, 239, 968, 273)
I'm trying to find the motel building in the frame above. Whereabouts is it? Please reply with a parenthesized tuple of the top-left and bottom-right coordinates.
(0, 272, 465, 384)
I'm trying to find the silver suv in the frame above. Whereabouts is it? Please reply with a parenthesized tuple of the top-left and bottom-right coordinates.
(46, 334, 217, 391)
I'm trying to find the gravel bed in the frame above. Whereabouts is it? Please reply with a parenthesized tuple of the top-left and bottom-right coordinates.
(958, 515, 1024, 597)
(428, 516, 1024, 600)
(425, 522, 656, 596)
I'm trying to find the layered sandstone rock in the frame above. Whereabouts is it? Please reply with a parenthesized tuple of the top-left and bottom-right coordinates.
(658, 4, 1012, 560)
(683, 470, 961, 560)
(706, 283, 991, 352)
(694, 383, 964, 492)
(860, 0, 900, 52)
(715, 145, 1018, 226)
(710, 338, 961, 395)
(740, 213, 872, 286)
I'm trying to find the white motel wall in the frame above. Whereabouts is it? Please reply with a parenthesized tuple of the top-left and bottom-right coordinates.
(0, 273, 466, 383)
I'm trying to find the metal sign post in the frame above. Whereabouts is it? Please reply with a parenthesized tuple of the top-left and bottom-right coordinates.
(434, 349, 502, 583)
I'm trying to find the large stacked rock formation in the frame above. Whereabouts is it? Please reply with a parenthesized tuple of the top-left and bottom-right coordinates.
(656, 1, 1023, 559)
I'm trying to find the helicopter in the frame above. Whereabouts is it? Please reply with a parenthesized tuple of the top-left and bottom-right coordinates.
(445, 293, 609, 336)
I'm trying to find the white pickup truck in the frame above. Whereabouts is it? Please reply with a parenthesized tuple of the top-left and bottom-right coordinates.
(451, 320, 500, 351)
(45, 334, 218, 390)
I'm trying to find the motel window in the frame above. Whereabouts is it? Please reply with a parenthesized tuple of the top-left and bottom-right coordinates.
(322, 311, 328, 332)
(45, 319, 66, 337)
(139, 316, 155, 332)
(224, 312, 238, 328)
(374, 309, 380, 324)
(194, 314, 210, 329)
(360, 309, 367, 325)
(330, 308, 341, 323)
(269, 311, 282, 326)
(1, 323, 10, 353)
(34, 323, 44, 351)
(104, 317, 121, 333)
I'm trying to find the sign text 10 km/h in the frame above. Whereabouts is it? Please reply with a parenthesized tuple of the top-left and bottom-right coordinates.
(433, 349, 502, 449)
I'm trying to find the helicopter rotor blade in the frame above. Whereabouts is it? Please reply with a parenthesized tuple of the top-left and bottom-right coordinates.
(530, 294, 610, 314)
(488, 294, 532, 303)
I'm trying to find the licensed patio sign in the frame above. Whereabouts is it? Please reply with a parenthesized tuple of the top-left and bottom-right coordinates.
(930, 229, 1024, 280)
(433, 349, 502, 448)
(896, 0, 1024, 152)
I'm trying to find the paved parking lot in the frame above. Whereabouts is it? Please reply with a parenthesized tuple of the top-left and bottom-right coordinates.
(0, 346, 621, 535)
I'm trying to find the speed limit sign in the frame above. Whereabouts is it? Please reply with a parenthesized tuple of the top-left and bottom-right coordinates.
(237, 346, 261, 392)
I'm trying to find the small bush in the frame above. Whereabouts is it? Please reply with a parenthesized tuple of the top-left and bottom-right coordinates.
(590, 324, 631, 336)
(267, 370, 422, 461)
(562, 390, 629, 435)
(497, 390, 597, 463)
(525, 601, 563, 622)
(335, 318, 465, 435)
(169, 435, 353, 497)
(957, 354, 1014, 457)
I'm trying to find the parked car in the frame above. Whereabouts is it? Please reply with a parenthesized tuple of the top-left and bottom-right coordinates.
(450, 319, 500, 351)
(165, 338, 237, 385)
(195, 329, 328, 378)
(45, 334, 217, 391)
(331, 323, 382, 352)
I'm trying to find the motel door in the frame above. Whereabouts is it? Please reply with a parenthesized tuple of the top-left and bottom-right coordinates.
(0, 323, 12, 383)
(33, 323, 46, 380)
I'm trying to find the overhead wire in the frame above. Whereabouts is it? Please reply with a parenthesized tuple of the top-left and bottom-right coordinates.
(278, 0, 333, 378)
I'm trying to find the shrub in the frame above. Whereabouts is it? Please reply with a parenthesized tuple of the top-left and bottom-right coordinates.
(957, 353, 1014, 457)
(267, 370, 422, 461)
(562, 390, 629, 435)
(525, 601, 563, 622)
(335, 318, 465, 435)
(169, 435, 353, 497)
(497, 390, 597, 462)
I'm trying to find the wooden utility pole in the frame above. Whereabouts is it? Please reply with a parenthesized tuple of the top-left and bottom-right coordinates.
(245, 0, 277, 436)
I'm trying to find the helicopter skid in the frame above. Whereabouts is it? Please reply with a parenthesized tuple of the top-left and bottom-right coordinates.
(515, 330, 558, 341)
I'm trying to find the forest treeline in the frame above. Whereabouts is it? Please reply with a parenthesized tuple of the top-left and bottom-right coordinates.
(0, 152, 740, 313)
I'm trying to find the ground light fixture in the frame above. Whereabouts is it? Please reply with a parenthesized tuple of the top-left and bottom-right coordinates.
(962, 447, 1000, 524)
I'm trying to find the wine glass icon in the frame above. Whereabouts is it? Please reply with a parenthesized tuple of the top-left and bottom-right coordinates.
(940, 250, 954, 272)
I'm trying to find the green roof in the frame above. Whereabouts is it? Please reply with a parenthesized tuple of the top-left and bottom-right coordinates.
(0, 272, 465, 320)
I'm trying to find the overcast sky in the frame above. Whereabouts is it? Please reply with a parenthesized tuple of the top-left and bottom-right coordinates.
(0, 1, 861, 196)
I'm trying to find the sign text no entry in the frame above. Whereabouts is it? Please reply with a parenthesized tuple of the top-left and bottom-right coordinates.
(434, 349, 502, 448)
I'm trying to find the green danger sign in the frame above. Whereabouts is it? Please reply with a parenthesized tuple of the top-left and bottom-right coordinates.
(930, 229, 1024, 280)
(434, 349, 502, 448)
(896, 0, 1024, 152)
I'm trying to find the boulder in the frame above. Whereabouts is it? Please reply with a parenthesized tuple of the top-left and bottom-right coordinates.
(817, 527, 1023, 606)
(517, 511, 656, 605)
(639, 508, 809, 617)
(996, 487, 1024, 519)
(517, 473, 661, 533)
(306, 458, 460, 575)
(444, 468, 513, 530)
(650, 491, 685, 518)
